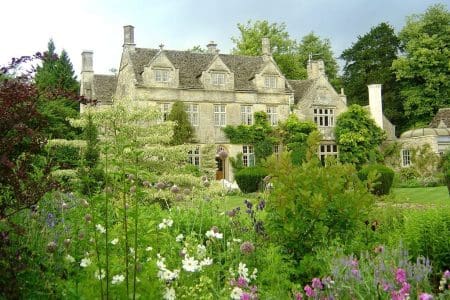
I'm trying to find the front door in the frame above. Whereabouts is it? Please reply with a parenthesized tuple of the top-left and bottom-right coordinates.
(215, 157, 224, 180)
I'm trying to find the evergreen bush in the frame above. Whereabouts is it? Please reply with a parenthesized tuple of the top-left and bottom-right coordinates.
(358, 164, 395, 195)
(234, 166, 268, 193)
(48, 144, 80, 169)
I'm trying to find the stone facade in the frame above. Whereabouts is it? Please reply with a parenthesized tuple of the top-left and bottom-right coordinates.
(80, 25, 393, 181)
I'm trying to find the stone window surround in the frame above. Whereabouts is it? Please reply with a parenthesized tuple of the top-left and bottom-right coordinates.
(154, 68, 170, 82)
(267, 106, 278, 126)
(313, 107, 335, 127)
(160, 102, 171, 121)
(214, 104, 226, 127)
(402, 149, 411, 167)
(242, 145, 255, 167)
(185, 103, 199, 126)
(264, 75, 277, 89)
(319, 143, 338, 162)
(211, 72, 226, 86)
(240, 105, 253, 125)
(188, 146, 201, 167)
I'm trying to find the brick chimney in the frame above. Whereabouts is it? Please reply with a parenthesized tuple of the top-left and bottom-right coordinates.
(206, 41, 218, 54)
(123, 25, 135, 50)
(368, 84, 383, 129)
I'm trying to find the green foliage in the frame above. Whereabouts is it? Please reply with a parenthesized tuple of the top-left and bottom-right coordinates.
(223, 111, 276, 165)
(358, 164, 395, 195)
(231, 20, 338, 81)
(441, 150, 450, 195)
(265, 153, 374, 274)
(234, 166, 268, 193)
(392, 4, 450, 128)
(340, 22, 404, 132)
(35, 40, 81, 139)
(403, 207, 450, 273)
(167, 101, 194, 145)
(277, 114, 317, 164)
(48, 144, 80, 169)
(335, 104, 386, 168)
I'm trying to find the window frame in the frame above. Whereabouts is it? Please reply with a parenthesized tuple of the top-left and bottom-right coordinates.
(211, 72, 226, 86)
(240, 105, 253, 125)
(313, 107, 335, 127)
(188, 146, 201, 167)
(185, 103, 199, 127)
(402, 149, 411, 167)
(264, 75, 277, 89)
(214, 104, 226, 127)
(266, 106, 278, 126)
(160, 102, 171, 121)
(319, 143, 338, 163)
(154, 68, 170, 82)
(242, 145, 255, 167)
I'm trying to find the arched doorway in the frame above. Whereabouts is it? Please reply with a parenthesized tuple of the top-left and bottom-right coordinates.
(215, 145, 228, 180)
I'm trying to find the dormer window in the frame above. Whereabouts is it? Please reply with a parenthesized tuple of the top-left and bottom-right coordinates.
(212, 72, 225, 86)
(154, 69, 169, 82)
(264, 75, 277, 88)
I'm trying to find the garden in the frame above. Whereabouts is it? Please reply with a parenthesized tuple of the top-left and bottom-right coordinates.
(1, 43, 450, 300)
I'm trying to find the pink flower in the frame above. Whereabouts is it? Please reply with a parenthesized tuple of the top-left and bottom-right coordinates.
(419, 293, 433, 300)
(295, 292, 303, 300)
(444, 270, 450, 279)
(400, 282, 410, 295)
(311, 277, 323, 290)
(395, 268, 407, 284)
(382, 282, 391, 291)
(237, 277, 248, 288)
(240, 293, 251, 300)
(350, 259, 358, 268)
(304, 285, 315, 298)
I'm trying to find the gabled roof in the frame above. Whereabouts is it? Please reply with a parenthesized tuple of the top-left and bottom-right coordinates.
(128, 48, 271, 91)
(429, 108, 450, 128)
(287, 79, 316, 103)
(93, 74, 117, 104)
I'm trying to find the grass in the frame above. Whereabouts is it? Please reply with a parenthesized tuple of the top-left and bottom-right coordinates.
(391, 186, 449, 207)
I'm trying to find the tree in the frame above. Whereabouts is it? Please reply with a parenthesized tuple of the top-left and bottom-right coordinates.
(35, 40, 81, 139)
(167, 101, 194, 145)
(335, 104, 386, 168)
(392, 4, 450, 128)
(187, 45, 206, 53)
(297, 32, 339, 84)
(340, 23, 405, 132)
(232, 20, 304, 79)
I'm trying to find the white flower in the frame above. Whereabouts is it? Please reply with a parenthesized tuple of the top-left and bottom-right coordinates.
(182, 255, 201, 272)
(110, 238, 119, 245)
(146, 246, 153, 252)
(197, 244, 207, 258)
(158, 269, 180, 281)
(111, 274, 125, 285)
(95, 269, 106, 280)
(163, 287, 176, 300)
(80, 257, 92, 268)
(238, 262, 249, 281)
(65, 254, 75, 263)
(233, 238, 242, 243)
(129, 247, 135, 255)
(96, 224, 106, 234)
(158, 218, 173, 229)
(200, 257, 213, 267)
(156, 257, 166, 270)
(250, 268, 258, 281)
(176, 234, 184, 242)
(205, 229, 223, 239)
(230, 287, 243, 300)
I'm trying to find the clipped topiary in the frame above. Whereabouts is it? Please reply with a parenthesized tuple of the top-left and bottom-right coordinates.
(358, 164, 395, 195)
(234, 166, 268, 193)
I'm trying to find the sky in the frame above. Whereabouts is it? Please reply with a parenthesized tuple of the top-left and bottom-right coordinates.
(1, 0, 448, 77)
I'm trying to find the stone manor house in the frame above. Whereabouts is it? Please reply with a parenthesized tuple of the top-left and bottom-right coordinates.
(80, 25, 394, 181)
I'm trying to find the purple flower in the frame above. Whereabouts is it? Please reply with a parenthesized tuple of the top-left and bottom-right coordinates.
(237, 277, 247, 288)
(444, 270, 450, 279)
(257, 199, 265, 210)
(311, 278, 323, 290)
(240, 241, 255, 255)
(419, 293, 433, 300)
(400, 282, 410, 295)
(240, 292, 251, 300)
(351, 268, 361, 280)
(382, 282, 391, 292)
(395, 268, 407, 284)
(295, 292, 303, 300)
(304, 285, 315, 297)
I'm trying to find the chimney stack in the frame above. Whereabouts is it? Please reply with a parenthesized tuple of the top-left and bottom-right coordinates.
(307, 60, 326, 79)
(206, 41, 218, 54)
(368, 84, 383, 129)
(81, 50, 93, 73)
(262, 37, 270, 56)
(123, 25, 135, 49)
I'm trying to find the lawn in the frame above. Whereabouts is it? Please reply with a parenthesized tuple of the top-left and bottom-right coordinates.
(391, 186, 450, 207)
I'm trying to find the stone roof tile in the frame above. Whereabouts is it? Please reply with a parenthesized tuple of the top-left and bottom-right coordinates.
(430, 108, 450, 128)
(93, 74, 117, 104)
(287, 79, 315, 103)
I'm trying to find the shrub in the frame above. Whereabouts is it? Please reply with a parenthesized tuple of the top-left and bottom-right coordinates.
(358, 164, 395, 195)
(234, 167, 268, 193)
(403, 207, 450, 274)
(48, 144, 80, 169)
